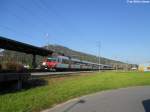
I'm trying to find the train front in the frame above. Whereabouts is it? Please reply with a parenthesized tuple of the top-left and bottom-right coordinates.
(41, 57, 58, 70)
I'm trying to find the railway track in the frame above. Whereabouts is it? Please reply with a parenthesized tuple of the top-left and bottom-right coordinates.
(31, 71, 97, 78)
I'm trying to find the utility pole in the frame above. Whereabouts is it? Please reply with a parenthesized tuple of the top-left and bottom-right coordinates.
(115, 57, 118, 71)
(98, 41, 101, 71)
(45, 33, 49, 50)
(126, 61, 129, 71)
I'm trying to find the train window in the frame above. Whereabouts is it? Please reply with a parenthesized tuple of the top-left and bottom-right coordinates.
(47, 58, 57, 62)
(57, 58, 62, 63)
(70, 61, 74, 64)
(71, 61, 76, 64)
(62, 59, 69, 64)
(75, 62, 81, 65)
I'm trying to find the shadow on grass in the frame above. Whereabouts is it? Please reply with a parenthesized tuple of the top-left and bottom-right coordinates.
(23, 78, 48, 89)
(0, 79, 48, 95)
(142, 99, 150, 112)
(0, 72, 86, 95)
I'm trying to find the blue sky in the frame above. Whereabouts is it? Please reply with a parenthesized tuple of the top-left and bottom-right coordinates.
(0, 0, 150, 64)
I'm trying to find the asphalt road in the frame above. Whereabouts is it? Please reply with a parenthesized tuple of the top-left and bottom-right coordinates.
(43, 86, 150, 112)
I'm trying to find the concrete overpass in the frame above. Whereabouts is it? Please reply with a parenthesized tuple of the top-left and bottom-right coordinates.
(0, 36, 53, 68)
(0, 36, 54, 90)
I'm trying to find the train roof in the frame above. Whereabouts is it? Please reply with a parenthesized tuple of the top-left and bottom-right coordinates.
(81, 61, 96, 64)
(57, 55, 69, 60)
(102, 64, 112, 67)
(71, 58, 81, 62)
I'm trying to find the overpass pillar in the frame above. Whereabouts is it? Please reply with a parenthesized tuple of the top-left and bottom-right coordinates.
(32, 54, 36, 68)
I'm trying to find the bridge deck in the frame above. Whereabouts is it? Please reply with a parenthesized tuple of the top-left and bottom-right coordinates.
(0, 73, 30, 82)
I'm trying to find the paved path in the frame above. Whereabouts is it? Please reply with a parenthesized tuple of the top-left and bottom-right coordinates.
(43, 86, 150, 112)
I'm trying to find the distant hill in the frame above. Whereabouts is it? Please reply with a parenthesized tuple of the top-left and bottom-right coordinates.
(0, 44, 136, 69)
(45, 45, 118, 64)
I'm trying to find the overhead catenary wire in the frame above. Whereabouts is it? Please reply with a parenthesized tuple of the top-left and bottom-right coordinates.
(1, 0, 85, 42)
(0, 0, 55, 44)
(36, 0, 84, 37)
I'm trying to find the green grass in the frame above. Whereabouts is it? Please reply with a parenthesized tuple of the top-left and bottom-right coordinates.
(1, 71, 150, 112)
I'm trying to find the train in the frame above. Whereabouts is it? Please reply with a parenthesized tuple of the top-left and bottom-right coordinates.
(41, 55, 113, 71)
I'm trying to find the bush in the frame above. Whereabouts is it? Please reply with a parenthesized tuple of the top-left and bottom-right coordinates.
(2, 62, 24, 71)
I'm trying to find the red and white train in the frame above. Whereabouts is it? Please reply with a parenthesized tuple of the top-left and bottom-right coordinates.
(41, 55, 113, 71)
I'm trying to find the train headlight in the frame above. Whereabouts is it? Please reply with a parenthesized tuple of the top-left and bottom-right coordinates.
(42, 62, 46, 65)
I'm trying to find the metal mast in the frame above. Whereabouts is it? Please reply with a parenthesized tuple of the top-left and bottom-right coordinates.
(98, 41, 101, 71)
